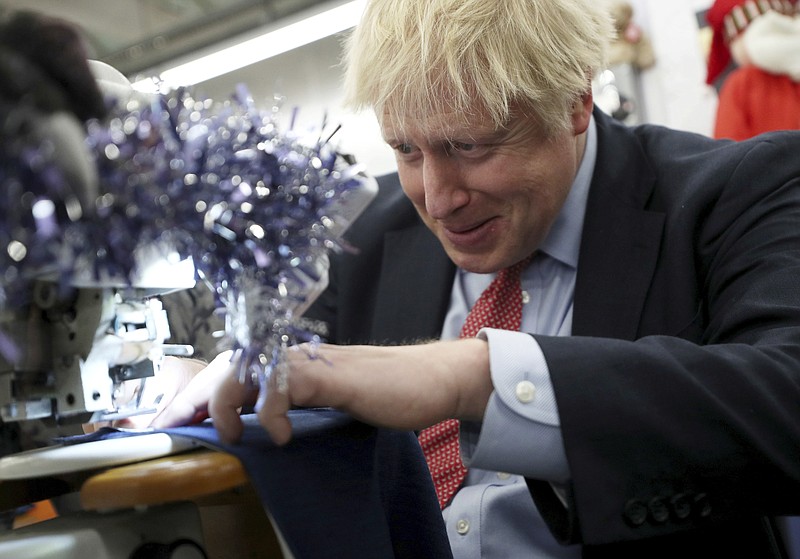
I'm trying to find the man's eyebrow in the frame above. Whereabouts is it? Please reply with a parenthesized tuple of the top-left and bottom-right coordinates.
(382, 124, 504, 146)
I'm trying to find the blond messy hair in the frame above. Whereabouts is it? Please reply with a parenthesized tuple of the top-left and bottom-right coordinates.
(342, 0, 613, 136)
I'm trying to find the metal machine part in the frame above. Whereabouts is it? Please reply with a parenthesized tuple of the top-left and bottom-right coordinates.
(0, 251, 196, 426)
(0, 282, 183, 425)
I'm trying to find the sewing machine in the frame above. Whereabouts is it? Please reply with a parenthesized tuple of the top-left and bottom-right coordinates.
(0, 161, 375, 559)
(0, 245, 221, 559)
(0, 48, 377, 554)
(0, 248, 196, 428)
(0, 204, 374, 559)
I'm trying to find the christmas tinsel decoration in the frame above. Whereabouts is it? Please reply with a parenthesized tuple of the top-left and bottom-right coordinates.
(0, 85, 371, 390)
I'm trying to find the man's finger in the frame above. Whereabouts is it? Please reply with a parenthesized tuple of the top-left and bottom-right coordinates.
(208, 370, 258, 445)
(259, 369, 293, 446)
(151, 351, 234, 428)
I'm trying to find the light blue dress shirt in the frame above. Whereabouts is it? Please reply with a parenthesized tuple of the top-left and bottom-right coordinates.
(438, 118, 597, 558)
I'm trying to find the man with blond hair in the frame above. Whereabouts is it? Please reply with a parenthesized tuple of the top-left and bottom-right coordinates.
(158, 0, 800, 556)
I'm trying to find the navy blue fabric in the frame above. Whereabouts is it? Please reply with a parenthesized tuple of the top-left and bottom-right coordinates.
(66, 409, 452, 559)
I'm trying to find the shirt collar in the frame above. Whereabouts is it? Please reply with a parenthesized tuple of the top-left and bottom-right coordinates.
(538, 115, 596, 269)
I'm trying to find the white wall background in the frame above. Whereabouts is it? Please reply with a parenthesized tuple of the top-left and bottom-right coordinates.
(170, 0, 719, 180)
(193, 30, 398, 177)
(625, 0, 717, 135)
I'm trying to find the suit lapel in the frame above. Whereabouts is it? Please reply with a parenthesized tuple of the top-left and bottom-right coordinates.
(372, 223, 455, 343)
(572, 112, 665, 340)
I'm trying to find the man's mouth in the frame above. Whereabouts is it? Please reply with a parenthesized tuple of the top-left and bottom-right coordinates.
(444, 217, 493, 234)
(441, 217, 498, 246)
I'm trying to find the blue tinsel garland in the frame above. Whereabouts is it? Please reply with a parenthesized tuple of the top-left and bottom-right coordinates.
(0, 86, 368, 384)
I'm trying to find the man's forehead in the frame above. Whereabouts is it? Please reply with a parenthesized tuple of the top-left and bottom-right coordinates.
(379, 108, 500, 142)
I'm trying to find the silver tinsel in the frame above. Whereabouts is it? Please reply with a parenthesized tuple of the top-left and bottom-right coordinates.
(0, 86, 370, 386)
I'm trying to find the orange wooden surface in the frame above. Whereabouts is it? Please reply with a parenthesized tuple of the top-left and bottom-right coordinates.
(80, 449, 248, 511)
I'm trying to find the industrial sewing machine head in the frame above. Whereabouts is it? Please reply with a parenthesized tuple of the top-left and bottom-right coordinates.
(0, 250, 196, 427)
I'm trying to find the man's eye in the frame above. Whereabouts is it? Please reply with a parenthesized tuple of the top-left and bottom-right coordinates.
(395, 143, 415, 155)
(451, 142, 476, 152)
(449, 141, 490, 158)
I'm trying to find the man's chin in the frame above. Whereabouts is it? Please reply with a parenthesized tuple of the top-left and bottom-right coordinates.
(444, 248, 504, 275)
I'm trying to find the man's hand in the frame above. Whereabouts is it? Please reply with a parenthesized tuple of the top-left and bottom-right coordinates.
(148, 350, 249, 430)
(262, 339, 493, 444)
(82, 355, 212, 433)
(154, 338, 494, 446)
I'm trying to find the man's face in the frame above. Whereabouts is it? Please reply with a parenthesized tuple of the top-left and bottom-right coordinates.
(380, 100, 591, 273)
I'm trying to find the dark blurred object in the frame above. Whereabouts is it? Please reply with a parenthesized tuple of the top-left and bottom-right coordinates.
(0, 9, 105, 274)
(0, 8, 106, 121)
(0, 9, 108, 456)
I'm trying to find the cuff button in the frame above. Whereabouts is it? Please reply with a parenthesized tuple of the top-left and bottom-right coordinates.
(515, 380, 536, 403)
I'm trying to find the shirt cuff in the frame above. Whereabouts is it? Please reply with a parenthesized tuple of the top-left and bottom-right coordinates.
(460, 328, 570, 482)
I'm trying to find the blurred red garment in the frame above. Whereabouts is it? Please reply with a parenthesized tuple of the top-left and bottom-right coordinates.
(707, 2, 800, 139)
(714, 65, 800, 140)
(705, 0, 798, 86)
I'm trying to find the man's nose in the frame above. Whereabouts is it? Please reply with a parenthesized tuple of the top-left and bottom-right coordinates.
(423, 157, 469, 219)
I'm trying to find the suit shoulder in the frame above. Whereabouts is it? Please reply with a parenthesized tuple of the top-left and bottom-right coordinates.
(593, 111, 800, 213)
(628, 121, 800, 185)
(632, 119, 800, 160)
(343, 172, 419, 242)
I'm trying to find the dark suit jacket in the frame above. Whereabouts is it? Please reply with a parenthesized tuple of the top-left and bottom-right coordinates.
(305, 109, 800, 557)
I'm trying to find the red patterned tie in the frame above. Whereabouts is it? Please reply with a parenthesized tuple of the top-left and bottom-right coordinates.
(419, 257, 530, 509)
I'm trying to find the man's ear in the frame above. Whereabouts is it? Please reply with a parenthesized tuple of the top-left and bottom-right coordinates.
(571, 90, 593, 135)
